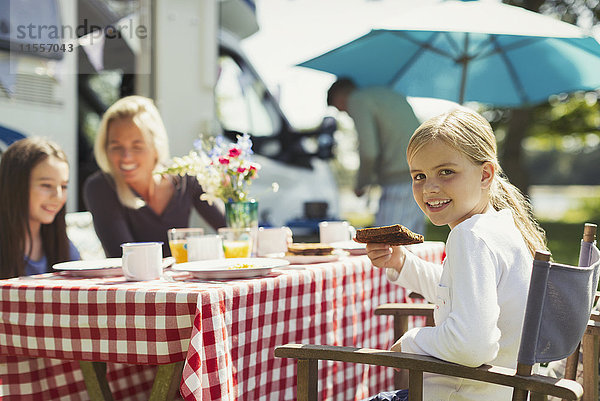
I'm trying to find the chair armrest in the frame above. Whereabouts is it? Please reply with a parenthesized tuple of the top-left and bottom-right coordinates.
(274, 344, 583, 400)
(375, 303, 436, 340)
(374, 303, 435, 318)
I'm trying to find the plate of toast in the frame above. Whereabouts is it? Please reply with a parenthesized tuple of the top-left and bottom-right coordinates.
(281, 243, 347, 264)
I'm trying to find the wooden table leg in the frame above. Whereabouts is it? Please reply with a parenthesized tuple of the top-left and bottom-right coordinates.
(80, 360, 184, 401)
(149, 361, 185, 401)
(79, 361, 115, 401)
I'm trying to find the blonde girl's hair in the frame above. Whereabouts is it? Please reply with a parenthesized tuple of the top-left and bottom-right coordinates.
(94, 95, 170, 209)
(406, 107, 547, 256)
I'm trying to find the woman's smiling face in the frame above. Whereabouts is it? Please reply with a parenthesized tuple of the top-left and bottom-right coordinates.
(106, 118, 157, 186)
(409, 140, 494, 229)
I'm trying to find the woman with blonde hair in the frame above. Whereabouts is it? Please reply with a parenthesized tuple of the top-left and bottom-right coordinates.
(84, 95, 225, 257)
(364, 107, 546, 401)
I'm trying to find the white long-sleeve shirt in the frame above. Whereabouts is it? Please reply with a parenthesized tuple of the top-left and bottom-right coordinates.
(390, 209, 533, 401)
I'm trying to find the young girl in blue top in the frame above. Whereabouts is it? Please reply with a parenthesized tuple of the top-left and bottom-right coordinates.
(0, 137, 80, 278)
(364, 108, 547, 401)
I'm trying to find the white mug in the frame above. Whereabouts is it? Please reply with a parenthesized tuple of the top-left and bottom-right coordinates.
(187, 235, 225, 261)
(257, 226, 293, 257)
(121, 242, 163, 281)
(318, 221, 356, 244)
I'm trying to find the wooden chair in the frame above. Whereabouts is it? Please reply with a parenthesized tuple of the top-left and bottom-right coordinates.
(275, 230, 600, 401)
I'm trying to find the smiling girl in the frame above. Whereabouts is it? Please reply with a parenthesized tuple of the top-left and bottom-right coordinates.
(364, 108, 547, 401)
(0, 137, 80, 278)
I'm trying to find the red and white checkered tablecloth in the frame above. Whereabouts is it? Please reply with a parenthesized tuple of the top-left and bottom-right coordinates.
(0, 242, 445, 400)
(180, 242, 445, 401)
(0, 274, 204, 400)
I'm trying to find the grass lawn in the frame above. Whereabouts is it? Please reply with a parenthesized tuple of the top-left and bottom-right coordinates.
(425, 221, 589, 265)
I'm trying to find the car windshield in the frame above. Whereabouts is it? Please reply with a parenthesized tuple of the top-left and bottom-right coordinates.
(216, 54, 281, 138)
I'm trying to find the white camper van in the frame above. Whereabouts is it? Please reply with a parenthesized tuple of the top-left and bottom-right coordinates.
(0, 0, 339, 229)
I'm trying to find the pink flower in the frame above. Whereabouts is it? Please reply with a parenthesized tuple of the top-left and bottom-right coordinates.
(228, 148, 241, 158)
(237, 167, 247, 173)
(247, 165, 258, 179)
(218, 157, 230, 165)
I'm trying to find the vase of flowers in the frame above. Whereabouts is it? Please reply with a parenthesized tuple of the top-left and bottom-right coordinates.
(163, 133, 273, 233)
(224, 200, 258, 229)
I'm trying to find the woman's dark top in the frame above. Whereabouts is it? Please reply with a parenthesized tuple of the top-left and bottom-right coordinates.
(83, 172, 225, 258)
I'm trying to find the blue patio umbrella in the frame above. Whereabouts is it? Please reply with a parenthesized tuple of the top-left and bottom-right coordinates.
(298, 1, 600, 107)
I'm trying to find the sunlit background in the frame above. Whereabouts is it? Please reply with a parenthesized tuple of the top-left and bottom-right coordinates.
(240, 0, 600, 262)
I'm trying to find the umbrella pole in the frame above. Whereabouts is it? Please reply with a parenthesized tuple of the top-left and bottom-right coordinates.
(458, 34, 470, 104)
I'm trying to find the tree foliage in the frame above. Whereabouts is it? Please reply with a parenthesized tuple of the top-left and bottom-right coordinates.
(532, 93, 600, 137)
(507, 0, 600, 28)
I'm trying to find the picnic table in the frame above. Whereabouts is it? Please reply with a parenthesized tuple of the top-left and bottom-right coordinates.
(0, 242, 445, 400)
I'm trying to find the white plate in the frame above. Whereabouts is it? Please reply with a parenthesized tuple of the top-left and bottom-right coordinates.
(172, 257, 290, 279)
(53, 258, 123, 277)
(52, 257, 176, 277)
(281, 253, 343, 265)
(329, 241, 367, 255)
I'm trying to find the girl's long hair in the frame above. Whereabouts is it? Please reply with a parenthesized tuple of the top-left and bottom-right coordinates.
(94, 95, 170, 209)
(407, 108, 547, 256)
(0, 137, 71, 278)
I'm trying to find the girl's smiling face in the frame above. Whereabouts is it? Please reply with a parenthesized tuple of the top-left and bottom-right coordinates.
(409, 140, 494, 229)
(29, 156, 69, 227)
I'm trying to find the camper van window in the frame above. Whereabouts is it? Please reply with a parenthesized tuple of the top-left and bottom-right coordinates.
(216, 55, 280, 137)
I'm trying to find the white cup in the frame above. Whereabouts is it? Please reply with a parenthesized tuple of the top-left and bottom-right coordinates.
(318, 221, 356, 244)
(187, 235, 225, 261)
(257, 226, 293, 257)
(121, 242, 163, 281)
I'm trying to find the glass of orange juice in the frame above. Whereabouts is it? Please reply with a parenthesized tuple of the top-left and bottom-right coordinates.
(167, 228, 204, 263)
(218, 227, 253, 258)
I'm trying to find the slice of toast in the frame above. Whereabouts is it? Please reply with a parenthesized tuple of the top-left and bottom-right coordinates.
(355, 224, 424, 246)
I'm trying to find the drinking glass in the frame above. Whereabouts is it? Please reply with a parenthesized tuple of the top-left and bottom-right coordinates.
(218, 227, 253, 258)
(187, 234, 225, 261)
(167, 228, 204, 263)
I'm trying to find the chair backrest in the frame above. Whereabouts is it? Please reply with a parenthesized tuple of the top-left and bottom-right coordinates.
(517, 243, 600, 366)
(65, 211, 106, 260)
